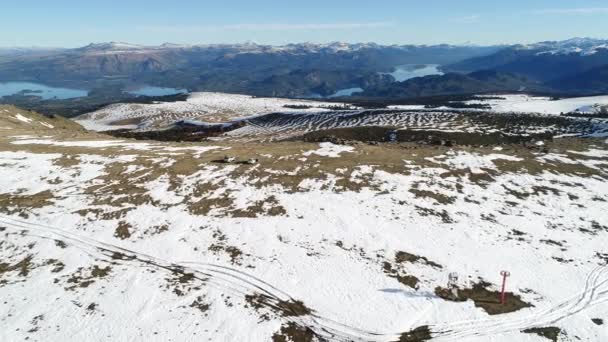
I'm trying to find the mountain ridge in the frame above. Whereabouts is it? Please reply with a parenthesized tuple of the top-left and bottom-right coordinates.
(445, 38, 608, 82)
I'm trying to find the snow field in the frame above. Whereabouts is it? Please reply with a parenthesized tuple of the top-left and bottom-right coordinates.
(0, 137, 607, 341)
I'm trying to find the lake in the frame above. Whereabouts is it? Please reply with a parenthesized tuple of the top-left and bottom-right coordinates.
(0, 82, 188, 100)
(305, 87, 364, 99)
(328, 87, 363, 98)
(0, 81, 88, 100)
(383, 64, 444, 82)
(128, 86, 188, 97)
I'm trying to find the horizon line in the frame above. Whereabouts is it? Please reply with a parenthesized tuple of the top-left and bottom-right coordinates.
(1, 36, 606, 50)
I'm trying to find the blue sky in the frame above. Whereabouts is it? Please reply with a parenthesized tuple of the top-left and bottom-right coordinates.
(2, 0, 608, 47)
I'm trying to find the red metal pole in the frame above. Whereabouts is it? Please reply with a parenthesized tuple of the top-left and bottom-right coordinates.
(500, 271, 510, 304)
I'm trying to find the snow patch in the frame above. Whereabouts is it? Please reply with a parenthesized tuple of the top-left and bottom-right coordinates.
(76, 92, 356, 131)
(10, 138, 158, 150)
(427, 151, 523, 174)
(13, 113, 32, 123)
(303, 142, 354, 158)
(467, 94, 608, 115)
(39, 121, 55, 129)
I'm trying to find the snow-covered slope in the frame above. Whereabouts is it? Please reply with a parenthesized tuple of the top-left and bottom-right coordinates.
(75, 92, 353, 131)
(466, 94, 608, 115)
(1, 126, 607, 341)
(72, 92, 608, 143)
(526, 38, 608, 56)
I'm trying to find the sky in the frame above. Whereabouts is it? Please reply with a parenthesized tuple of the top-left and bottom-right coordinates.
(1, 0, 608, 47)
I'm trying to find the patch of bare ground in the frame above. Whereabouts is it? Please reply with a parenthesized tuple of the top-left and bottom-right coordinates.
(397, 326, 432, 342)
(383, 261, 420, 289)
(45, 259, 65, 273)
(589, 221, 608, 234)
(1, 255, 65, 287)
(272, 322, 317, 342)
(409, 188, 456, 205)
(189, 295, 211, 315)
(0, 190, 55, 218)
(164, 266, 203, 297)
(395, 251, 443, 269)
(209, 143, 400, 194)
(596, 253, 608, 265)
(110, 251, 137, 261)
(0, 255, 33, 278)
(522, 327, 562, 341)
(27, 314, 44, 333)
(63, 265, 112, 291)
(245, 293, 312, 318)
(415, 206, 454, 223)
(144, 224, 169, 236)
(435, 280, 532, 315)
(84, 160, 157, 209)
(86, 302, 97, 313)
(230, 195, 287, 218)
(208, 244, 245, 265)
(114, 221, 132, 240)
(187, 193, 234, 216)
(540, 239, 564, 247)
(206, 228, 248, 265)
(52, 154, 81, 168)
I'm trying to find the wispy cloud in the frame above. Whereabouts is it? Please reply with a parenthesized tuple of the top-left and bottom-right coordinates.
(536, 7, 608, 15)
(449, 15, 480, 24)
(138, 22, 394, 33)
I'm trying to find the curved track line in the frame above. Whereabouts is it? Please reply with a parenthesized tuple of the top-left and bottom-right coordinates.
(1, 214, 607, 341)
(0, 216, 392, 341)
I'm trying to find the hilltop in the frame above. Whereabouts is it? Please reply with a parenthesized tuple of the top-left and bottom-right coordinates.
(0, 105, 84, 131)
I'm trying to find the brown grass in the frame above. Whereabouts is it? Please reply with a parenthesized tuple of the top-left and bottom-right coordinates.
(435, 281, 532, 315)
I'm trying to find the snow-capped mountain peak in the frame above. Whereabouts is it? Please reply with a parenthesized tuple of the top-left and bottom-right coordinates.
(525, 37, 608, 56)
(81, 42, 147, 51)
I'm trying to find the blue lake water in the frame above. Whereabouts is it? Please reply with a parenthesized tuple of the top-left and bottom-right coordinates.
(383, 64, 444, 82)
(128, 86, 188, 97)
(328, 87, 363, 98)
(303, 65, 443, 99)
(0, 82, 88, 100)
(0, 82, 188, 100)
(305, 87, 364, 99)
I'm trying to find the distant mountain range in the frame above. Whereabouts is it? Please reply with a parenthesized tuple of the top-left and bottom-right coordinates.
(359, 70, 547, 98)
(447, 38, 608, 75)
(0, 42, 500, 97)
(0, 47, 65, 56)
(0, 38, 607, 101)
(363, 38, 608, 99)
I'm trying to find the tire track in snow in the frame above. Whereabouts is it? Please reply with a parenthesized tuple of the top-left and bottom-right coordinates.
(431, 265, 608, 340)
(1, 214, 607, 341)
(0, 215, 392, 342)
